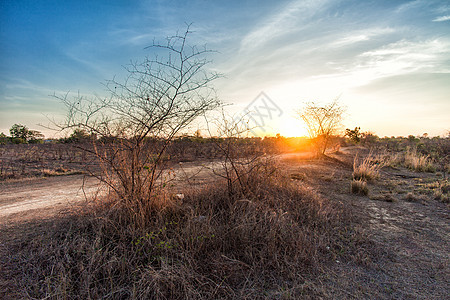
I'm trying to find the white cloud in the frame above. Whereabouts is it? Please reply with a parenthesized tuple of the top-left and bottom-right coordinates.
(332, 27, 395, 47)
(395, 0, 425, 13)
(239, 0, 329, 52)
(432, 15, 450, 22)
(302, 38, 450, 91)
(360, 39, 449, 61)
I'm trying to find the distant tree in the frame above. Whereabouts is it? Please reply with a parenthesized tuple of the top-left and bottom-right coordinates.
(28, 130, 44, 143)
(9, 124, 29, 141)
(9, 124, 44, 143)
(408, 135, 419, 144)
(65, 129, 92, 143)
(345, 127, 361, 144)
(195, 129, 203, 138)
(0, 133, 8, 144)
(297, 100, 345, 155)
(360, 131, 378, 146)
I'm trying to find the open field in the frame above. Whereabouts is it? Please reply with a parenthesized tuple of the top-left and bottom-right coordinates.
(0, 141, 448, 299)
(3, 2, 450, 299)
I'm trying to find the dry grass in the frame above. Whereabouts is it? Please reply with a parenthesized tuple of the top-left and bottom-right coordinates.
(351, 179, 369, 196)
(380, 149, 436, 173)
(404, 192, 418, 202)
(352, 153, 382, 182)
(432, 180, 450, 203)
(404, 149, 436, 173)
(382, 152, 403, 168)
(1, 162, 364, 299)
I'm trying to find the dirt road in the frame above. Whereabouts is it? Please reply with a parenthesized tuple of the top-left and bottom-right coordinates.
(0, 160, 223, 223)
(0, 175, 104, 223)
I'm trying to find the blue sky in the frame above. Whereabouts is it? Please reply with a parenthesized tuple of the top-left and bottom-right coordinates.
(1, 0, 449, 137)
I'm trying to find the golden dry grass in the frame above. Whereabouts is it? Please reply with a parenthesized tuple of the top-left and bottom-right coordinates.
(1, 162, 360, 299)
(404, 149, 436, 173)
(352, 153, 382, 182)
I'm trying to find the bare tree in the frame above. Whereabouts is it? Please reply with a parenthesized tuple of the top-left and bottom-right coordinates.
(297, 100, 345, 155)
(55, 26, 221, 225)
(206, 110, 273, 199)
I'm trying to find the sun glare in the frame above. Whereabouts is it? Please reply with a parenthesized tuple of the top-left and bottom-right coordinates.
(275, 117, 308, 137)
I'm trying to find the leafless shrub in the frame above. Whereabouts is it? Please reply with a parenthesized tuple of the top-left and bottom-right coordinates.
(205, 110, 273, 199)
(53, 26, 221, 228)
(297, 100, 345, 155)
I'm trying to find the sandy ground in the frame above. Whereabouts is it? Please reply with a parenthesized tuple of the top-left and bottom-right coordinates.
(0, 175, 104, 224)
(282, 151, 450, 299)
(0, 160, 224, 224)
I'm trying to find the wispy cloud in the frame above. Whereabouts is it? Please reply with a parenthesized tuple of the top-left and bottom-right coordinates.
(239, 0, 329, 52)
(314, 38, 450, 89)
(433, 4, 450, 14)
(360, 39, 449, 68)
(2, 0, 450, 136)
(432, 15, 450, 22)
(332, 27, 395, 47)
(395, 0, 426, 13)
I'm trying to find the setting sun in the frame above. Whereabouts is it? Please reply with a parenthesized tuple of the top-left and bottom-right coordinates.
(274, 116, 308, 138)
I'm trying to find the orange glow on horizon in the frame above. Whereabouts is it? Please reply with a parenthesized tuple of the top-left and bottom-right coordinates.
(275, 117, 309, 138)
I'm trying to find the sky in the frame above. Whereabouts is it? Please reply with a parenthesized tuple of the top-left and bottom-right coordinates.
(1, 0, 449, 138)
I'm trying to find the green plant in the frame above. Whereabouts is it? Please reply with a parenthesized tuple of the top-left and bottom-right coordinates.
(0, 133, 8, 144)
(9, 124, 44, 143)
(345, 127, 361, 143)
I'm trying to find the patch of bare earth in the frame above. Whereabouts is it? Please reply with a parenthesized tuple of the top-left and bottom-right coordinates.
(0, 175, 103, 225)
(282, 150, 449, 299)
(0, 160, 221, 225)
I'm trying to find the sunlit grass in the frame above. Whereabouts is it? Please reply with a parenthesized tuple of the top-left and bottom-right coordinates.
(404, 149, 435, 173)
(352, 153, 382, 182)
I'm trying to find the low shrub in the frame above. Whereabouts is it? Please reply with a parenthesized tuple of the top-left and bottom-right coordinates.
(433, 180, 450, 203)
(2, 166, 360, 299)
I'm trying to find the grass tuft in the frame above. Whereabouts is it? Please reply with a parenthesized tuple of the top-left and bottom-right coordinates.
(404, 149, 435, 173)
(351, 179, 369, 196)
(353, 153, 382, 182)
(433, 180, 450, 203)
